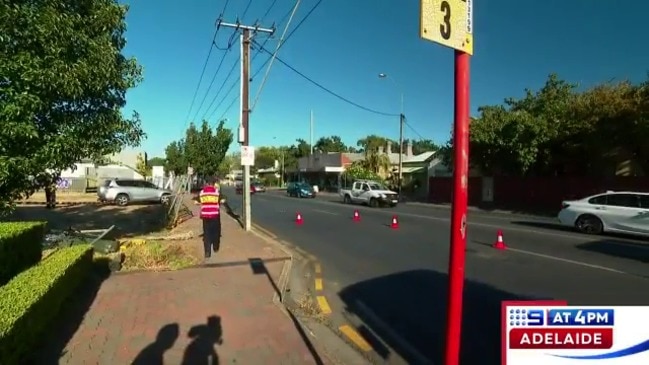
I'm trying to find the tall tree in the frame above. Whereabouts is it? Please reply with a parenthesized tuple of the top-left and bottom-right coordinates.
(0, 0, 145, 212)
(147, 157, 166, 167)
(356, 135, 395, 153)
(183, 120, 233, 177)
(294, 138, 311, 158)
(164, 141, 187, 175)
(314, 135, 347, 152)
(403, 139, 440, 155)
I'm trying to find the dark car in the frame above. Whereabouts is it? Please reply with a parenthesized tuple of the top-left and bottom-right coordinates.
(286, 182, 316, 198)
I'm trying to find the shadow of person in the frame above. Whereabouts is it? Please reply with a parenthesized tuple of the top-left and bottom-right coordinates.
(181, 315, 223, 365)
(131, 323, 180, 365)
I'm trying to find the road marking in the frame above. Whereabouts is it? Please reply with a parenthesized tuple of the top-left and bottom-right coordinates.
(339, 325, 372, 352)
(314, 263, 322, 274)
(261, 193, 649, 244)
(316, 295, 332, 314)
(312, 209, 338, 215)
(315, 278, 323, 291)
(505, 247, 629, 275)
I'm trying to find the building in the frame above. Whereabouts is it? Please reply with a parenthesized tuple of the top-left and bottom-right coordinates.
(291, 140, 443, 193)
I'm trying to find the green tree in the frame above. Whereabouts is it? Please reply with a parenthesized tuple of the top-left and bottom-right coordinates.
(147, 157, 166, 167)
(255, 146, 280, 169)
(314, 135, 347, 152)
(164, 141, 187, 175)
(0, 0, 145, 213)
(404, 139, 440, 155)
(356, 135, 395, 153)
(135, 153, 150, 177)
(342, 164, 381, 181)
(183, 120, 233, 177)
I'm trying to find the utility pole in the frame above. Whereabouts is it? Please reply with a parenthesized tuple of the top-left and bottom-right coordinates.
(398, 113, 404, 197)
(309, 110, 314, 155)
(218, 20, 274, 231)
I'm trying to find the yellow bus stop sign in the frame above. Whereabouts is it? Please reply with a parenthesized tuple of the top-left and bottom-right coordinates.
(420, 0, 473, 55)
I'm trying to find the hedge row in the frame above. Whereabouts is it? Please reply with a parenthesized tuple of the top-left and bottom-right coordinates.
(0, 244, 93, 364)
(0, 222, 45, 286)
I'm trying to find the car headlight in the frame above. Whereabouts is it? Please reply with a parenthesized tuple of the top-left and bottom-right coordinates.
(380, 194, 386, 198)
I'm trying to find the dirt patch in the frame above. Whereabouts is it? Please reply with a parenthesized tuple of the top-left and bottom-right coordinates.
(121, 241, 198, 271)
(7, 204, 169, 239)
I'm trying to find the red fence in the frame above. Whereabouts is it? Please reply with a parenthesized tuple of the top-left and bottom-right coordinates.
(428, 176, 649, 211)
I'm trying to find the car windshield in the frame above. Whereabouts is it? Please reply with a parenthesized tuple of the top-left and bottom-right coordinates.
(368, 183, 386, 190)
(298, 183, 311, 189)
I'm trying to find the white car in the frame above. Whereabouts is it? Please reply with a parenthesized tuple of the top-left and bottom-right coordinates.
(339, 180, 399, 208)
(558, 191, 649, 237)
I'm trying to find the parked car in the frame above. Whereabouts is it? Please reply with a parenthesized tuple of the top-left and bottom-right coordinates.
(235, 183, 256, 195)
(286, 182, 316, 198)
(98, 179, 172, 207)
(339, 179, 399, 207)
(558, 191, 649, 237)
(252, 182, 266, 193)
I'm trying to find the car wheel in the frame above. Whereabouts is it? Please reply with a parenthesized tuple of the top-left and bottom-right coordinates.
(115, 193, 130, 207)
(344, 195, 352, 204)
(160, 194, 171, 205)
(575, 214, 603, 235)
(369, 198, 379, 208)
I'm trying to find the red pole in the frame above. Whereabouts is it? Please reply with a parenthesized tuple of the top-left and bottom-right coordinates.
(444, 49, 471, 365)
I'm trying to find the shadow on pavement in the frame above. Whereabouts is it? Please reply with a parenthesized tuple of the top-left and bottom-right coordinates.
(577, 240, 649, 263)
(339, 269, 542, 365)
(248, 258, 324, 365)
(132, 323, 181, 365)
(7, 204, 168, 238)
(510, 220, 575, 232)
(30, 259, 112, 364)
(181, 315, 223, 365)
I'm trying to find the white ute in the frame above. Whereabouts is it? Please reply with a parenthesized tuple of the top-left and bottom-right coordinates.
(340, 180, 399, 208)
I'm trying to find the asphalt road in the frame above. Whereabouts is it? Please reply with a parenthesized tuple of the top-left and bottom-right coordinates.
(223, 187, 649, 364)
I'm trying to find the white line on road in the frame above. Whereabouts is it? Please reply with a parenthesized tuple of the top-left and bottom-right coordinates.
(312, 209, 338, 216)
(504, 247, 629, 275)
(259, 191, 649, 246)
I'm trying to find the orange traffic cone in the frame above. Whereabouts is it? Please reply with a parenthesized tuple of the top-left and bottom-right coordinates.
(390, 215, 399, 229)
(493, 230, 507, 250)
(295, 212, 303, 225)
(352, 210, 361, 222)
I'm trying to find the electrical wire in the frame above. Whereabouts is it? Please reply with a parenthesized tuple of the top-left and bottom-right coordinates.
(200, 0, 288, 122)
(190, 33, 238, 122)
(200, 55, 240, 121)
(182, 0, 230, 126)
(254, 41, 398, 117)
(249, 0, 301, 111)
(241, 0, 253, 20)
(208, 0, 324, 121)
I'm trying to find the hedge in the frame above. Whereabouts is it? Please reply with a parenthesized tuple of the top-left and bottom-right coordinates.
(0, 244, 93, 364)
(0, 222, 46, 286)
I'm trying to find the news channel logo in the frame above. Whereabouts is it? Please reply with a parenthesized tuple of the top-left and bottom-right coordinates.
(502, 303, 649, 365)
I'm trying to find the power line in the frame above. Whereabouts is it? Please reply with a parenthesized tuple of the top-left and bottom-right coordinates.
(201, 1, 291, 122)
(254, 41, 398, 117)
(182, 0, 230, 126)
(209, 0, 324, 120)
(190, 33, 238, 122)
(250, 0, 301, 111)
(241, 0, 253, 20)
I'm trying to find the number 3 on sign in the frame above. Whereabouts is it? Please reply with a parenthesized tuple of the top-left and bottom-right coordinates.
(420, 0, 473, 55)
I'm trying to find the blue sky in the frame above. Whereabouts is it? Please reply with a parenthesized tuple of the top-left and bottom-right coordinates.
(122, 0, 649, 158)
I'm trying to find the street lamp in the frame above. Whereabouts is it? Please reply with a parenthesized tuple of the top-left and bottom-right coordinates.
(273, 137, 285, 187)
(378, 73, 405, 198)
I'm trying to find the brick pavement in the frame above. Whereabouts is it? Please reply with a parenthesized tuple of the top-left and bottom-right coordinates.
(35, 210, 331, 364)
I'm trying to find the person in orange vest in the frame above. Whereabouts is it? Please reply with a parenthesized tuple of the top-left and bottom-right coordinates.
(199, 177, 221, 259)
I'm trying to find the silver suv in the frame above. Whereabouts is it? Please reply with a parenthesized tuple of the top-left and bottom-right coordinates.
(98, 179, 172, 206)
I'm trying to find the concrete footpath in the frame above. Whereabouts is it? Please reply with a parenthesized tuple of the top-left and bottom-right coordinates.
(35, 210, 335, 364)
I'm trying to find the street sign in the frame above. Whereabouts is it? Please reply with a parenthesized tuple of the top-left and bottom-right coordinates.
(420, 0, 473, 55)
(240, 146, 255, 166)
